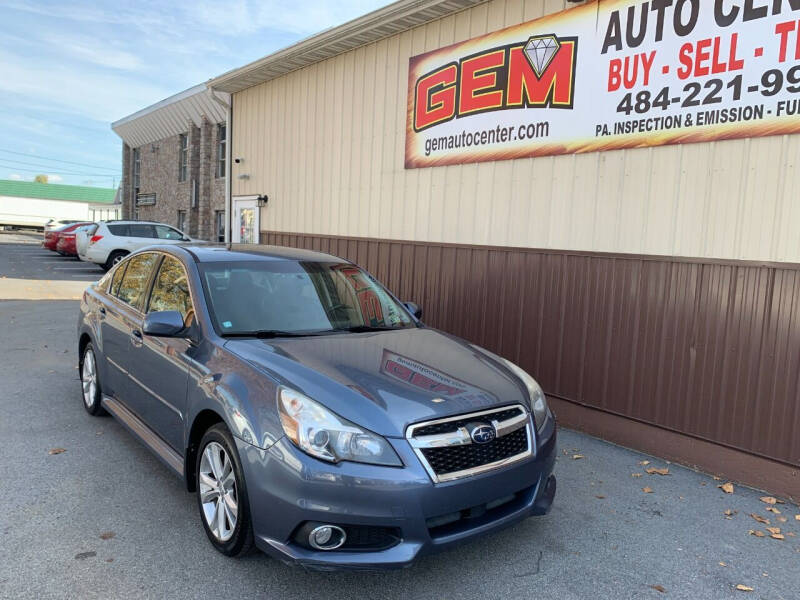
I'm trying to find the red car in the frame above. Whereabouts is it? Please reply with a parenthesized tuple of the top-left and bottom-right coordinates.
(43, 222, 92, 254)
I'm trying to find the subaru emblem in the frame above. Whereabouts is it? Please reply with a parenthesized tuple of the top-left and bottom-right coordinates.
(469, 423, 496, 444)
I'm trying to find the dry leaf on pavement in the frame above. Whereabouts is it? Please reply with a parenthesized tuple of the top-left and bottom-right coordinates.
(735, 585, 754, 592)
(638, 460, 650, 466)
(572, 454, 584, 460)
(771, 533, 785, 540)
(724, 509, 737, 518)
(766, 527, 781, 534)
(750, 514, 770, 525)
(645, 467, 670, 476)
(595, 495, 606, 499)
(748, 530, 766, 537)
(718, 482, 734, 494)
(719, 561, 727, 566)
(760, 496, 778, 505)
(795, 515, 800, 521)
(766, 507, 781, 514)
(99, 531, 115, 540)
(642, 487, 654, 494)
(777, 516, 787, 523)
(48, 448, 66, 455)
(650, 585, 666, 593)
(632, 473, 642, 478)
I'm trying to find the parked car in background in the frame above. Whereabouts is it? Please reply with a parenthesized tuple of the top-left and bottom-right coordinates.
(76, 223, 97, 262)
(57, 223, 95, 258)
(80, 221, 192, 270)
(45, 219, 83, 231)
(43, 221, 92, 252)
(76, 244, 557, 569)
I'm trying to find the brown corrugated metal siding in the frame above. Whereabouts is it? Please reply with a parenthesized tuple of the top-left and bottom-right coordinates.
(263, 231, 800, 495)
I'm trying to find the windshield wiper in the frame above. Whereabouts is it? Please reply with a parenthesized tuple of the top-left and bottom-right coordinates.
(222, 329, 332, 339)
(335, 325, 405, 333)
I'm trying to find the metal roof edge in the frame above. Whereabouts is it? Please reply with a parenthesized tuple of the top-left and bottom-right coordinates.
(207, 0, 487, 93)
(111, 83, 226, 129)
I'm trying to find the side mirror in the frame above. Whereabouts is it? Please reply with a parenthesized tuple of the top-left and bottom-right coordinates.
(404, 301, 422, 320)
(143, 310, 185, 337)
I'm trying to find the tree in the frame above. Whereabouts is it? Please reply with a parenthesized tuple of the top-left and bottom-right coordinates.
(34, 174, 48, 183)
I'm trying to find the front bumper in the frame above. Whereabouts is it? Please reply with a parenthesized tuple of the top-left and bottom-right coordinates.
(236, 415, 557, 570)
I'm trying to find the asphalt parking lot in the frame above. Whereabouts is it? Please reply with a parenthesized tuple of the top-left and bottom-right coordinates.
(1, 239, 798, 599)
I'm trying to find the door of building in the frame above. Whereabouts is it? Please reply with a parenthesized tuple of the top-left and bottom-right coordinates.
(232, 197, 259, 244)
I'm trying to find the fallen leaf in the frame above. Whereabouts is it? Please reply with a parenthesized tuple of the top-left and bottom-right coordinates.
(771, 533, 785, 540)
(760, 496, 778, 505)
(749, 530, 766, 537)
(595, 495, 606, 499)
(642, 487, 654, 494)
(777, 516, 787, 523)
(766, 527, 781, 535)
(105, 558, 114, 563)
(719, 482, 734, 494)
(48, 448, 66, 455)
(639, 460, 650, 466)
(724, 509, 737, 518)
(735, 584, 754, 592)
(787, 532, 795, 537)
(650, 585, 666, 593)
(795, 515, 800, 521)
(99, 531, 115, 540)
(713, 475, 722, 481)
(766, 507, 781, 514)
(750, 513, 770, 525)
(645, 467, 671, 476)
(632, 473, 642, 478)
(572, 454, 585, 460)
(74, 551, 96, 560)
(719, 561, 727, 567)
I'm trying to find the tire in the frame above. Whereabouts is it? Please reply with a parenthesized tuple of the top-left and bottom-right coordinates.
(104, 250, 128, 271)
(80, 343, 106, 416)
(196, 424, 255, 557)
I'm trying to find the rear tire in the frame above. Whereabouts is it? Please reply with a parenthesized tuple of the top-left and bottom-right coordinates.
(80, 343, 106, 416)
(196, 424, 255, 557)
(103, 250, 128, 271)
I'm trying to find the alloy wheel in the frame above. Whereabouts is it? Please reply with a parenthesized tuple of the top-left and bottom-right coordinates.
(199, 441, 238, 542)
(81, 349, 97, 408)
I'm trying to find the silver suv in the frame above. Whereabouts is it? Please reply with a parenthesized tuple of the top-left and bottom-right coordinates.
(79, 221, 192, 270)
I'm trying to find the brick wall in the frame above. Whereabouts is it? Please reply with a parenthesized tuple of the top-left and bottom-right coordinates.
(121, 117, 226, 240)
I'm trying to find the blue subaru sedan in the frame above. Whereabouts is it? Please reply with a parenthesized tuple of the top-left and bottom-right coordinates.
(77, 244, 556, 569)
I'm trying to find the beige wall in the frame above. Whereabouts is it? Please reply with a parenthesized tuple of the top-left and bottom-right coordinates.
(231, 0, 800, 263)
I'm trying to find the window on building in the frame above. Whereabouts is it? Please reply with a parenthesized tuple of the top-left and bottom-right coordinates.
(177, 210, 186, 233)
(132, 147, 141, 190)
(216, 124, 226, 178)
(215, 210, 225, 242)
(178, 134, 188, 182)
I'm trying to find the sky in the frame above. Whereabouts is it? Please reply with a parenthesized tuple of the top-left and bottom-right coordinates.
(0, 0, 388, 188)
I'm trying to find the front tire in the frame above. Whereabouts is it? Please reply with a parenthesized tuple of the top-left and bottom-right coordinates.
(196, 424, 254, 557)
(80, 343, 106, 416)
(103, 250, 128, 271)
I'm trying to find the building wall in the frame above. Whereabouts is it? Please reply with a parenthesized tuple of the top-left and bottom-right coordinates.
(231, 0, 800, 495)
(122, 119, 225, 239)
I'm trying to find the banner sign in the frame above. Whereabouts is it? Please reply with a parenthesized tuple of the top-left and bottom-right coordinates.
(405, 0, 800, 168)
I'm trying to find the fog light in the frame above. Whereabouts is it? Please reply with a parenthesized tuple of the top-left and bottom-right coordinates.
(308, 525, 346, 550)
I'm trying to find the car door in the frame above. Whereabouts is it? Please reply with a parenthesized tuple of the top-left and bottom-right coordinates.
(98, 258, 133, 397)
(127, 223, 157, 252)
(104, 252, 161, 422)
(131, 254, 194, 451)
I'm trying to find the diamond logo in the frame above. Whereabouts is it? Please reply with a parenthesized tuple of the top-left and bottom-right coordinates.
(524, 34, 561, 78)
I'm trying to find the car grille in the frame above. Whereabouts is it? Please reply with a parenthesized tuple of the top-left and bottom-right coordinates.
(406, 404, 532, 483)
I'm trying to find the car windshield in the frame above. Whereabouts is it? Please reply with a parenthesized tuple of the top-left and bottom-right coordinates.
(201, 260, 416, 336)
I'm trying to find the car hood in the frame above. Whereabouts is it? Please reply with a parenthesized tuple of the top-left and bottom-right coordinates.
(224, 328, 528, 438)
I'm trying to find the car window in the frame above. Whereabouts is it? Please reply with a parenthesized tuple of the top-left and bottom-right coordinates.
(107, 224, 129, 236)
(116, 253, 158, 310)
(147, 256, 193, 319)
(154, 225, 185, 240)
(110, 261, 128, 296)
(129, 224, 156, 238)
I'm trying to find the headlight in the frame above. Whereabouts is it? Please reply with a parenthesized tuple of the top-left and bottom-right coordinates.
(500, 359, 550, 430)
(277, 387, 402, 466)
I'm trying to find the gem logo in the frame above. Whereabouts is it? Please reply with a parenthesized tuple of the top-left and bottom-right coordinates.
(524, 35, 561, 78)
(411, 34, 577, 132)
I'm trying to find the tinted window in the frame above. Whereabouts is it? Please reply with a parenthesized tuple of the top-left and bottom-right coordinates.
(148, 257, 193, 318)
(201, 261, 414, 335)
(129, 224, 156, 238)
(107, 224, 129, 236)
(154, 225, 184, 240)
(110, 262, 127, 296)
(116, 253, 158, 309)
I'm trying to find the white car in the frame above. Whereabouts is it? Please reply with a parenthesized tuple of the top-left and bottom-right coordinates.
(79, 221, 192, 270)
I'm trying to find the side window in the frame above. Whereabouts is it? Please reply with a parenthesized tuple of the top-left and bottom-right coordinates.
(129, 224, 156, 238)
(147, 256, 193, 319)
(116, 253, 158, 310)
(154, 225, 184, 240)
(107, 224, 129, 236)
(110, 261, 128, 296)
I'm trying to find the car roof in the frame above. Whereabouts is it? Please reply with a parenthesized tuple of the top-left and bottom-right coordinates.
(101, 220, 171, 226)
(161, 243, 347, 264)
